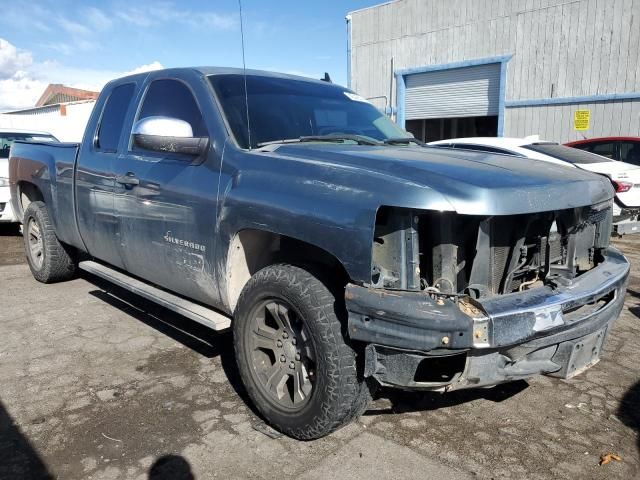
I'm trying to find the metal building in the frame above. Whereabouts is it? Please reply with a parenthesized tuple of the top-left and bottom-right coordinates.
(347, 0, 640, 143)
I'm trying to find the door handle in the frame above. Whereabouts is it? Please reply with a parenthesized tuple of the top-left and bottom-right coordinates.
(116, 172, 139, 186)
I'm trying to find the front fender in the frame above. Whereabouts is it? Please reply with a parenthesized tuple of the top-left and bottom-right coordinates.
(214, 147, 453, 287)
(217, 168, 376, 283)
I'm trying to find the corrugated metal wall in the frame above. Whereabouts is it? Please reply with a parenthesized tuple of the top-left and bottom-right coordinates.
(350, 0, 640, 142)
(506, 100, 640, 141)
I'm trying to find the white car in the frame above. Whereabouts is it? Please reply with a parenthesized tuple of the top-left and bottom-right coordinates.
(0, 129, 58, 224)
(428, 136, 640, 234)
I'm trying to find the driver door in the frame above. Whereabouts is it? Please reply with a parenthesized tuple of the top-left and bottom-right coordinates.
(114, 77, 219, 305)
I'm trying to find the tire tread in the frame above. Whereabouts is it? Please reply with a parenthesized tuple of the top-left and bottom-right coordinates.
(23, 201, 77, 283)
(234, 263, 371, 440)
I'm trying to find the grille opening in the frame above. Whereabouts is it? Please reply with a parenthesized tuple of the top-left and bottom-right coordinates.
(373, 205, 612, 299)
(413, 353, 467, 383)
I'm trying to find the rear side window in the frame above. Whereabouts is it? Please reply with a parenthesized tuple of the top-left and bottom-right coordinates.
(136, 79, 207, 137)
(621, 141, 640, 165)
(96, 83, 136, 152)
(569, 143, 591, 152)
(524, 143, 613, 164)
(588, 141, 615, 159)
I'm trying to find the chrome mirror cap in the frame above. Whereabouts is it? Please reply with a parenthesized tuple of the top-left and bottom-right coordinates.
(132, 116, 194, 138)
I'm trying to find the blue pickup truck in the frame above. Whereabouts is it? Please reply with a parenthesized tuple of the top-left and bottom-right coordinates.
(9, 67, 629, 439)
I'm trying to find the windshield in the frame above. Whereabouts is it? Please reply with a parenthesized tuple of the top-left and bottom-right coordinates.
(0, 132, 58, 158)
(524, 143, 614, 164)
(208, 74, 407, 149)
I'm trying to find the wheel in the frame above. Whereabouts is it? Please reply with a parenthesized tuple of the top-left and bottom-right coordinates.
(23, 201, 77, 283)
(233, 264, 371, 439)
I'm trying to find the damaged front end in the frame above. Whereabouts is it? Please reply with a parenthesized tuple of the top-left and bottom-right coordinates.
(346, 202, 629, 391)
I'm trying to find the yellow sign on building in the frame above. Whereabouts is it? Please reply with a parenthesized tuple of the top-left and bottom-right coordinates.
(574, 110, 590, 131)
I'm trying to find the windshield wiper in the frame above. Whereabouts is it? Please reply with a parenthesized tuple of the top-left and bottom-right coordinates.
(299, 134, 381, 146)
(256, 138, 303, 147)
(257, 134, 381, 148)
(383, 137, 426, 146)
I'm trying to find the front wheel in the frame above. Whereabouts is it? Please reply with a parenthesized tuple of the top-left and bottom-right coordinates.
(233, 264, 370, 439)
(23, 201, 77, 283)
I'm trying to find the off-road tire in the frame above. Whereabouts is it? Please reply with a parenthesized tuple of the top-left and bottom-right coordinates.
(234, 263, 371, 440)
(23, 201, 77, 283)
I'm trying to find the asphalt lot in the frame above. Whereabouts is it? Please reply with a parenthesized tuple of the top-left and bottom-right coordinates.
(0, 224, 639, 479)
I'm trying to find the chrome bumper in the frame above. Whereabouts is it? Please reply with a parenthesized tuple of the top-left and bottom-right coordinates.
(346, 247, 629, 390)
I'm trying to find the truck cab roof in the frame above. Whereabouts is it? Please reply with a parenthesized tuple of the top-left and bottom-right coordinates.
(112, 66, 338, 89)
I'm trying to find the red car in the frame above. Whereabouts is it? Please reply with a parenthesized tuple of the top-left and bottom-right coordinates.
(565, 136, 640, 166)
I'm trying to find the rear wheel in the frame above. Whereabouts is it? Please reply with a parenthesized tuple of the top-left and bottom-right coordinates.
(234, 263, 371, 439)
(23, 201, 77, 283)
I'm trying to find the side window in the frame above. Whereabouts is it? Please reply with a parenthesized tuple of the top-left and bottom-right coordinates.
(620, 141, 640, 165)
(587, 141, 615, 159)
(570, 143, 591, 152)
(96, 83, 136, 152)
(454, 144, 518, 156)
(136, 79, 207, 139)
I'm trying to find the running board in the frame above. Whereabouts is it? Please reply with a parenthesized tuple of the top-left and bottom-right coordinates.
(79, 260, 231, 331)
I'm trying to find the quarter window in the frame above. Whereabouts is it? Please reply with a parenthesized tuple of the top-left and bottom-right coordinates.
(136, 79, 207, 139)
(96, 83, 135, 152)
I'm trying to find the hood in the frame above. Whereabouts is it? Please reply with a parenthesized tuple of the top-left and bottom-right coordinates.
(267, 144, 613, 215)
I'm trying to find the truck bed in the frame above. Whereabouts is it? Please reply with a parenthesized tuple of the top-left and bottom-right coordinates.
(9, 140, 81, 246)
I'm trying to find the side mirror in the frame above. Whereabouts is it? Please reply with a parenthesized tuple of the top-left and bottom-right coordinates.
(132, 116, 209, 156)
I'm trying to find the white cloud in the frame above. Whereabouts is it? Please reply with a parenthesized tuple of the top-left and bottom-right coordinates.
(0, 75, 46, 112)
(0, 39, 33, 80)
(84, 7, 113, 32)
(122, 61, 164, 77)
(0, 37, 163, 111)
(56, 17, 92, 37)
(115, 8, 153, 27)
(117, 2, 238, 30)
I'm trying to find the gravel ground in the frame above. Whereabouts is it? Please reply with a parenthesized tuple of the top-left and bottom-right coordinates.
(0, 224, 638, 479)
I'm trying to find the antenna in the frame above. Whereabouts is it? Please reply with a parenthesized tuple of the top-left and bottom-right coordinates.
(238, 0, 252, 150)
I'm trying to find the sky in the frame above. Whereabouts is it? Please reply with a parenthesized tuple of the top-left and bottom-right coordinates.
(0, 0, 379, 112)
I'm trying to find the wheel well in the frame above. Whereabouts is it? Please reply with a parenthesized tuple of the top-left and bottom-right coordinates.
(226, 230, 348, 312)
(18, 182, 44, 216)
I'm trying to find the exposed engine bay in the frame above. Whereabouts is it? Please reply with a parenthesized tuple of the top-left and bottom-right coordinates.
(371, 202, 613, 299)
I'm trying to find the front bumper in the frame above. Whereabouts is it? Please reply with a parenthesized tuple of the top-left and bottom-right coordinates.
(0, 186, 17, 223)
(346, 247, 629, 390)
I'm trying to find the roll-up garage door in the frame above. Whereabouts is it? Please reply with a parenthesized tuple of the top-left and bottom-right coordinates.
(404, 63, 501, 120)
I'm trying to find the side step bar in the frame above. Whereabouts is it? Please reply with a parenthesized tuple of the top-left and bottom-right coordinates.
(79, 261, 231, 331)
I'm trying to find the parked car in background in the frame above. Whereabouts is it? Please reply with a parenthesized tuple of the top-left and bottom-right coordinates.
(565, 137, 640, 166)
(0, 129, 58, 225)
(429, 136, 640, 235)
